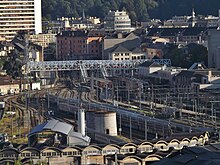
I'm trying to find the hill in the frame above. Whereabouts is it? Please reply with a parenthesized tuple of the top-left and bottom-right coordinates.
(42, 0, 158, 21)
(42, 0, 220, 21)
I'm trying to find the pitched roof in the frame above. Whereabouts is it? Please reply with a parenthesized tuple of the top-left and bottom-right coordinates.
(112, 45, 131, 53)
(132, 47, 143, 54)
(175, 70, 195, 78)
(139, 61, 161, 67)
(28, 119, 73, 136)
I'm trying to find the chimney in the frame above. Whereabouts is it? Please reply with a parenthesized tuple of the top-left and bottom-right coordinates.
(208, 70, 212, 82)
(117, 33, 123, 39)
(78, 108, 86, 136)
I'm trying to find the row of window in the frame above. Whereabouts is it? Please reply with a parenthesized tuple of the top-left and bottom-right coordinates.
(114, 53, 130, 56)
(114, 56, 146, 60)
(0, 141, 203, 158)
(59, 49, 99, 55)
(20, 153, 39, 157)
(102, 149, 119, 154)
(62, 151, 80, 156)
(0, 151, 77, 158)
(114, 58, 130, 60)
(83, 150, 101, 155)
(132, 56, 146, 60)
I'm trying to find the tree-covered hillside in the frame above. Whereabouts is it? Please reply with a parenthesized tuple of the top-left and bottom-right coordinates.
(42, 0, 220, 21)
(150, 0, 220, 20)
(42, 0, 158, 21)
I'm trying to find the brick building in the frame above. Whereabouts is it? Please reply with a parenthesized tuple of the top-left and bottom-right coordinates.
(56, 30, 103, 60)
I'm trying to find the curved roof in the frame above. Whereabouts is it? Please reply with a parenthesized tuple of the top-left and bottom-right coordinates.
(41, 146, 62, 153)
(20, 147, 40, 153)
(28, 119, 73, 136)
(0, 147, 20, 153)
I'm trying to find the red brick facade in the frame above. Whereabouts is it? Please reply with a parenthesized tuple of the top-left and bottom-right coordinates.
(56, 31, 103, 60)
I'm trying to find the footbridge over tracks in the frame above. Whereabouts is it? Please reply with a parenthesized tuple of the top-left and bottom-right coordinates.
(27, 59, 171, 82)
(27, 59, 171, 72)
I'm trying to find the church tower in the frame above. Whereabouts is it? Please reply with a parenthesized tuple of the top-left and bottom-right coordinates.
(191, 8, 196, 27)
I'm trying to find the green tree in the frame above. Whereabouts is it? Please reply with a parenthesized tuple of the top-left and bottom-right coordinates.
(3, 50, 23, 78)
(164, 43, 208, 68)
(42, 0, 159, 21)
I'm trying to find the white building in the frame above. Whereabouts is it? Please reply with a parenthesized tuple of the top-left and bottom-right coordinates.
(109, 45, 146, 61)
(0, 0, 42, 41)
(104, 10, 134, 32)
(138, 61, 162, 77)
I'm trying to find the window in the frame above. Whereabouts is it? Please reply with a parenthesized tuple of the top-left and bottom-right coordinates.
(73, 151, 78, 155)
(106, 129, 110, 134)
(129, 148, 134, 152)
(21, 153, 25, 157)
(31, 153, 39, 157)
(46, 152, 52, 156)
(52, 152, 57, 156)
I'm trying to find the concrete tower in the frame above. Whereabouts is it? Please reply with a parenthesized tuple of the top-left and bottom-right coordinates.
(95, 112, 117, 136)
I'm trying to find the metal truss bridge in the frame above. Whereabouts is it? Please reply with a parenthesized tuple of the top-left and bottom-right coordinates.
(27, 59, 171, 72)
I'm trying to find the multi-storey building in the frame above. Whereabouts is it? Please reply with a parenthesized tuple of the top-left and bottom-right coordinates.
(109, 46, 147, 61)
(104, 10, 134, 32)
(56, 30, 103, 60)
(208, 29, 220, 68)
(29, 33, 56, 48)
(29, 33, 56, 60)
(0, 0, 42, 41)
(103, 32, 141, 60)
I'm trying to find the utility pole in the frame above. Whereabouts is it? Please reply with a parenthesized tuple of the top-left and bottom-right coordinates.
(115, 152, 118, 165)
(96, 81, 99, 102)
(129, 116, 132, 140)
(119, 113, 122, 136)
(105, 83, 108, 104)
(23, 32, 30, 129)
(47, 89, 50, 109)
(145, 119, 148, 141)
(116, 85, 119, 105)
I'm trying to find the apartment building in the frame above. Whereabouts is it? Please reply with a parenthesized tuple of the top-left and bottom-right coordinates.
(110, 46, 146, 61)
(103, 32, 141, 60)
(29, 33, 56, 48)
(56, 30, 103, 60)
(0, 0, 42, 41)
(104, 10, 134, 32)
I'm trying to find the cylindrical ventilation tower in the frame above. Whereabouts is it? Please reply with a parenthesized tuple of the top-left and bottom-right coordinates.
(95, 111, 117, 136)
